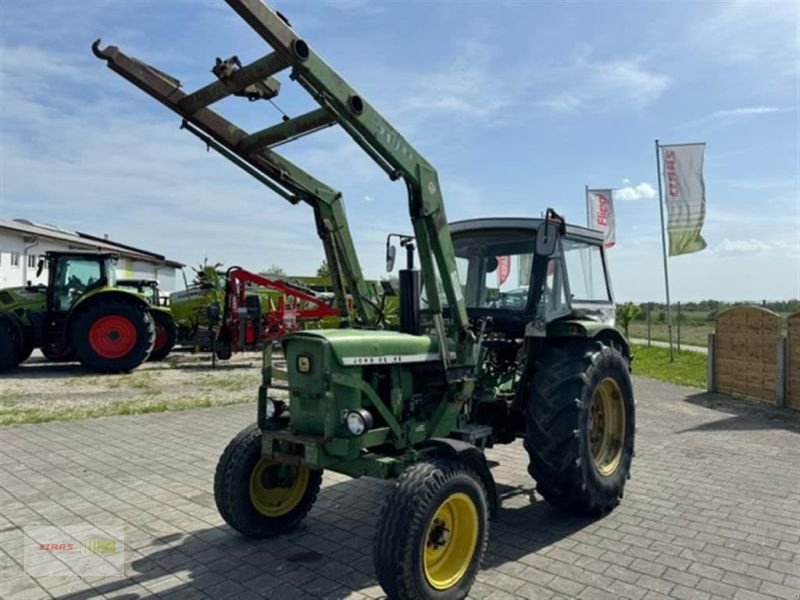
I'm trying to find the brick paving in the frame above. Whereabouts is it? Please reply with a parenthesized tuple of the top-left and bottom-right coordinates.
(0, 377, 798, 599)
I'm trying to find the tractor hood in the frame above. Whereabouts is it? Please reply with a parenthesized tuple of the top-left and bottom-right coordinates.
(0, 286, 47, 310)
(285, 329, 449, 367)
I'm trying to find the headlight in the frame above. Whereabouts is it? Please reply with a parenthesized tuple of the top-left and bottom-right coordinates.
(344, 409, 373, 436)
(266, 398, 276, 419)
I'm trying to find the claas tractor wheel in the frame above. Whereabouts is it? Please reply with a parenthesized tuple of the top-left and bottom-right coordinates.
(214, 423, 322, 538)
(524, 340, 635, 515)
(0, 320, 22, 371)
(147, 312, 177, 362)
(41, 344, 77, 362)
(374, 458, 489, 600)
(72, 299, 155, 373)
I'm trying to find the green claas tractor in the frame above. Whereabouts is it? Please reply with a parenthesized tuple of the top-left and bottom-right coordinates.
(116, 278, 177, 361)
(0, 251, 155, 373)
(95, 3, 635, 598)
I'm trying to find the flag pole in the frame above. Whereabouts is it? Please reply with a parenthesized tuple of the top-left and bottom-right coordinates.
(655, 139, 675, 362)
(585, 184, 590, 227)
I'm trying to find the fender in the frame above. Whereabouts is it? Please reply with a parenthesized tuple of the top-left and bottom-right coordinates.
(68, 288, 151, 329)
(420, 437, 498, 518)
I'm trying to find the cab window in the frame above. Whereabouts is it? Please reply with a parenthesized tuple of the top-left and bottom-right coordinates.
(562, 239, 609, 301)
(52, 259, 103, 311)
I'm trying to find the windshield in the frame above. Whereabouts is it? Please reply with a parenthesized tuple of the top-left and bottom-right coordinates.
(423, 230, 537, 312)
(52, 258, 103, 311)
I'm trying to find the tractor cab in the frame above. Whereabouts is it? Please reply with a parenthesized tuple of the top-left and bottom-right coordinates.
(445, 217, 615, 334)
(117, 278, 161, 306)
(43, 251, 118, 314)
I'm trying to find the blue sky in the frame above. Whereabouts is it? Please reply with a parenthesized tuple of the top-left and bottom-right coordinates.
(1, 0, 798, 301)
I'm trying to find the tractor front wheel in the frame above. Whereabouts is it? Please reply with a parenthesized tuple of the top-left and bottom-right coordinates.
(374, 458, 489, 600)
(148, 311, 177, 362)
(42, 344, 77, 362)
(524, 341, 635, 515)
(72, 300, 155, 373)
(214, 423, 322, 538)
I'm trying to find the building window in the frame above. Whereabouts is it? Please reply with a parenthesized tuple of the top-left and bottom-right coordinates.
(10, 252, 20, 267)
(28, 254, 37, 268)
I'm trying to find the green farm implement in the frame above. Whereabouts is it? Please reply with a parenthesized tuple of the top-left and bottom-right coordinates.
(95, 2, 635, 597)
(0, 251, 155, 372)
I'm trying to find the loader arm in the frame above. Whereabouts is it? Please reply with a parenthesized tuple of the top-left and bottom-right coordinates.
(93, 0, 473, 363)
(92, 43, 369, 327)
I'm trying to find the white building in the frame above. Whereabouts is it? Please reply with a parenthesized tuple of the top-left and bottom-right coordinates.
(0, 219, 183, 293)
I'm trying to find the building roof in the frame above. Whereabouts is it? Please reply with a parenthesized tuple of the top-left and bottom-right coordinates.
(0, 218, 184, 268)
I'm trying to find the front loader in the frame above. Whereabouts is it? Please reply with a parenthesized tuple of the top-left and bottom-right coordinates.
(0, 251, 155, 372)
(94, 3, 635, 598)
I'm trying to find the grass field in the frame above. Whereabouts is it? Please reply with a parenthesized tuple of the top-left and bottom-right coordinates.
(627, 322, 712, 347)
(631, 343, 707, 389)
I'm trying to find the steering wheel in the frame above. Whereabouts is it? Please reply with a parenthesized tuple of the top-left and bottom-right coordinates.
(67, 275, 87, 295)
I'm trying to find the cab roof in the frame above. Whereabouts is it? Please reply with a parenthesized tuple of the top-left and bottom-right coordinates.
(449, 217, 604, 244)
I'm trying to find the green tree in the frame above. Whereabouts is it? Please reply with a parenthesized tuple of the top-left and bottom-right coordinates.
(192, 258, 223, 287)
(262, 264, 286, 277)
(316, 260, 330, 278)
(616, 302, 641, 338)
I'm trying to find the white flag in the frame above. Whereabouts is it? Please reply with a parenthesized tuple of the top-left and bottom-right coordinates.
(586, 189, 616, 248)
(660, 143, 707, 256)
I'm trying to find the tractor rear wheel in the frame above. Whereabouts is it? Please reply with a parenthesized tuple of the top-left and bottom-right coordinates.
(16, 333, 34, 364)
(214, 423, 322, 538)
(72, 300, 155, 373)
(374, 458, 489, 600)
(524, 341, 635, 515)
(147, 311, 176, 362)
(0, 320, 21, 371)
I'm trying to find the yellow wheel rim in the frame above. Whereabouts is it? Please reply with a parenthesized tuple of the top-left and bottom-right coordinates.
(423, 492, 479, 590)
(248, 458, 309, 517)
(590, 377, 626, 476)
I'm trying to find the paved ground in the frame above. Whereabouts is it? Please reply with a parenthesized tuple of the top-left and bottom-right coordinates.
(1, 377, 799, 600)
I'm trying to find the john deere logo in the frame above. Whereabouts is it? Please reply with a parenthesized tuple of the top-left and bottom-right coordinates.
(297, 356, 311, 373)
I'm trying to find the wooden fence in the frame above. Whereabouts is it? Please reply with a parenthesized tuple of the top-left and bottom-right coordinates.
(788, 312, 800, 410)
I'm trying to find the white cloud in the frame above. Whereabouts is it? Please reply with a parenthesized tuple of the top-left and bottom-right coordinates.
(615, 182, 657, 201)
(685, 106, 784, 127)
(538, 55, 670, 113)
(714, 238, 799, 257)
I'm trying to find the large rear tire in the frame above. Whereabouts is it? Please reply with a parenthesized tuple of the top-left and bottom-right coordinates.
(0, 320, 22, 371)
(374, 458, 489, 600)
(214, 423, 322, 538)
(148, 311, 176, 362)
(72, 299, 155, 373)
(524, 341, 635, 515)
(16, 332, 34, 364)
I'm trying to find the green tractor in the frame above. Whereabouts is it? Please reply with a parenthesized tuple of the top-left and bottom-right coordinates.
(0, 251, 155, 373)
(95, 3, 635, 598)
(116, 278, 177, 361)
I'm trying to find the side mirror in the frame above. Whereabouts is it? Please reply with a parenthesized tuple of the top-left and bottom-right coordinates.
(36, 259, 45, 278)
(536, 221, 559, 256)
(386, 244, 396, 272)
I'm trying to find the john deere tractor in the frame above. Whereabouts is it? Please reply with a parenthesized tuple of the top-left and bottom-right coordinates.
(116, 278, 177, 361)
(95, 3, 635, 598)
(0, 251, 155, 372)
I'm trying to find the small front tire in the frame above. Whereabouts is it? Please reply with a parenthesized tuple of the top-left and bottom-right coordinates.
(374, 458, 489, 600)
(214, 423, 322, 538)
